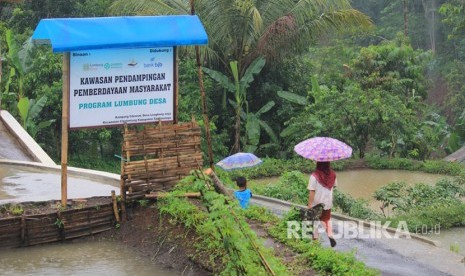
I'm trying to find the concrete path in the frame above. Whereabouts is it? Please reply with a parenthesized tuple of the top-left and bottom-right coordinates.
(251, 195, 465, 276)
(444, 145, 465, 163)
(0, 110, 55, 165)
(0, 114, 34, 161)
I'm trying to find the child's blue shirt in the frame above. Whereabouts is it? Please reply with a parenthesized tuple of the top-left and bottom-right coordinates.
(234, 189, 252, 209)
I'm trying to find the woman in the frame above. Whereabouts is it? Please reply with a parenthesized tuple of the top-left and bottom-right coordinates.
(307, 161, 337, 247)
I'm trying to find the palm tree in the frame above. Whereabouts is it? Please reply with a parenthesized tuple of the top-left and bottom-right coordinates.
(110, 0, 372, 77)
(110, 0, 372, 153)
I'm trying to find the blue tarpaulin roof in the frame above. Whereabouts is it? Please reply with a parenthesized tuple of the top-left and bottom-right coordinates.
(32, 15, 208, 52)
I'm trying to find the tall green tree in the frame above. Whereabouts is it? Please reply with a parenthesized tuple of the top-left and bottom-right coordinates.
(280, 37, 432, 158)
(440, 0, 465, 40)
(110, 0, 372, 153)
(110, 0, 372, 76)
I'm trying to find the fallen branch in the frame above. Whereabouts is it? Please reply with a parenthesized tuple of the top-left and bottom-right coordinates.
(145, 192, 201, 199)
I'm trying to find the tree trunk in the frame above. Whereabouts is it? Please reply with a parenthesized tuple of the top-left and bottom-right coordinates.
(403, 0, 408, 36)
(430, 0, 436, 54)
(190, 0, 215, 169)
(389, 135, 397, 158)
(232, 108, 241, 153)
(421, 0, 436, 53)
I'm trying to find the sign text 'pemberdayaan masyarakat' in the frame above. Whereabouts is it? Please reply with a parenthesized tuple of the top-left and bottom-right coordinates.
(73, 84, 172, 96)
(74, 73, 171, 97)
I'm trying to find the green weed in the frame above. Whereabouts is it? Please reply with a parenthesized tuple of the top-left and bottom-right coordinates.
(450, 243, 460, 253)
(54, 218, 64, 229)
(138, 199, 149, 207)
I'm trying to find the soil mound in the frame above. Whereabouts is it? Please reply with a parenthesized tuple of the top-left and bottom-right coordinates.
(94, 204, 213, 275)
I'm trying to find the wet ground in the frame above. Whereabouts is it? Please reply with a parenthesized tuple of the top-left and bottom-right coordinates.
(252, 196, 465, 276)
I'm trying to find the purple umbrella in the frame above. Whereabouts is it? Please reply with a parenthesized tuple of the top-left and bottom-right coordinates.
(216, 152, 263, 171)
(294, 137, 352, 161)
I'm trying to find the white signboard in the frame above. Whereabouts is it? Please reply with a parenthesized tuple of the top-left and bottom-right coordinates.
(69, 47, 175, 129)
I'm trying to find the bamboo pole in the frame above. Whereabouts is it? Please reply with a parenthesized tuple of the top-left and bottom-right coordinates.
(111, 190, 120, 223)
(20, 215, 26, 246)
(0, 43, 2, 107)
(203, 168, 232, 197)
(61, 53, 70, 208)
(174, 47, 179, 124)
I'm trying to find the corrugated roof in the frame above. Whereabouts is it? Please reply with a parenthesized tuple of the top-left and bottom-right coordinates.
(32, 15, 208, 52)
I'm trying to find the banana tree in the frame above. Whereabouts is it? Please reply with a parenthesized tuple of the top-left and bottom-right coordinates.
(17, 95, 55, 138)
(277, 76, 321, 138)
(203, 56, 266, 153)
(240, 100, 278, 153)
(448, 109, 465, 153)
(5, 29, 26, 99)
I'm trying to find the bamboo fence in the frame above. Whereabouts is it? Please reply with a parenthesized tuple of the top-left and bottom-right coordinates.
(120, 120, 203, 201)
(0, 201, 115, 249)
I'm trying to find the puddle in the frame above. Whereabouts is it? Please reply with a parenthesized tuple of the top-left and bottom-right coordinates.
(0, 164, 118, 204)
(0, 240, 176, 275)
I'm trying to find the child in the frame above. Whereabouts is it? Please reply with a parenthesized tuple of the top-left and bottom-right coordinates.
(234, 176, 252, 209)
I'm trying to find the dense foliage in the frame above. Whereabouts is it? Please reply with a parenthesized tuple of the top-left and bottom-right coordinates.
(3, 1, 465, 163)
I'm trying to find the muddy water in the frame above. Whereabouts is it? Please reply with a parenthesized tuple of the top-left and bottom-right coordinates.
(0, 164, 118, 204)
(252, 169, 447, 205)
(428, 226, 465, 255)
(0, 240, 176, 275)
(336, 169, 448, 205)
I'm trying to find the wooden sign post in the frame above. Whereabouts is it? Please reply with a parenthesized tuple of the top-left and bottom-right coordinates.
(61, 53, 70, 207)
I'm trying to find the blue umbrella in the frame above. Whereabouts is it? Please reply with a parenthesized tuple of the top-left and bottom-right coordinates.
(216, 152, 263, 171)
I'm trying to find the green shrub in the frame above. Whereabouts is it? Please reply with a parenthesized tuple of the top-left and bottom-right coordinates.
(365, 156, 465, 176)
(11, 205, 24, 216)
(365, 156, 422, 171)
(422, 160, 464, 175)
(69, 155, 120, 174)
(333, 190, 379, 220)
(0, 204, 24, 216)
(385, 201, 465, 231)
(243, 205, 278, 223)
(261, 171, 308, 204)
(374, 177, 465, 230)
